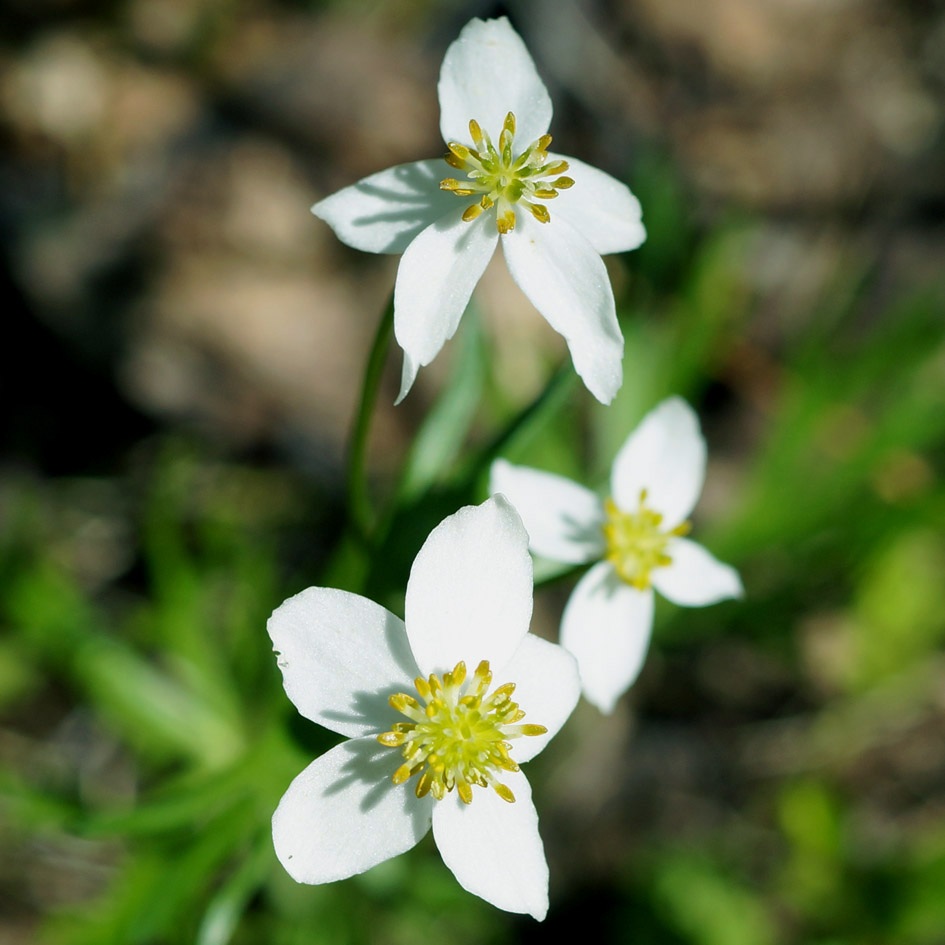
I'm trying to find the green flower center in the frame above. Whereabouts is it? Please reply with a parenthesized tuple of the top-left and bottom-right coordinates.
(377, 659, 546, 805)
(602, 491, 690, 590)
(440, 112, 574, 234)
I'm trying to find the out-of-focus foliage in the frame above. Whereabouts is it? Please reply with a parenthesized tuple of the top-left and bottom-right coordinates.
(2, 0, 944, 943)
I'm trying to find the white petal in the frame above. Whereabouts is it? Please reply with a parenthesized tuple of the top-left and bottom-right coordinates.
(560, 562, 654, 714)
(610, 397, 707, 528)
(438, 17, 552, 150)
(272, 737, 432, 884)
(396, 350, 419, 406)
(651, 538, 743, 606)
(489, 459, 604, 564)
(498, 634, 580, 764)
(432, 768, 548, 920)
(502, 211, 623, 404)
(393, 206, 498, 400)
(311, 160, 456, 255)
(405, 496, 533, 678)
(268, 587, 418, 738)
(548, 153, 646, 256)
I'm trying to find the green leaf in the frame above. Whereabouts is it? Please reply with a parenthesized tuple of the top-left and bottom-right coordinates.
(394, 314, 485, 504)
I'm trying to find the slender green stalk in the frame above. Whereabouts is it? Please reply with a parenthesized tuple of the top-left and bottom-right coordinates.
(346, 294, 394, 542)
(454, 362, 576, 489)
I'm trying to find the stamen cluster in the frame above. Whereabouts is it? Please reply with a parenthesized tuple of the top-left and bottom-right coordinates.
(602, 491, 691, 590)
(378, 659, 546, 805)
(440, 112, 574, 234)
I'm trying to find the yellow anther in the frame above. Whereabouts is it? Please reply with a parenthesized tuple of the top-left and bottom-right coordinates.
(602, 494, 685, 589)
(440, 114, 577, 234)
(416, 768, 434, 798)
(380, 658, 545, 805)
(497, 211, 516, 234)
(493, 783, 516, 804)
(469, 119, 484, 147)
(389, 693, 418, 712)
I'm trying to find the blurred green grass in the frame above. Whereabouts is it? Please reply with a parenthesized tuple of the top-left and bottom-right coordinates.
(2, 146, 944, 945)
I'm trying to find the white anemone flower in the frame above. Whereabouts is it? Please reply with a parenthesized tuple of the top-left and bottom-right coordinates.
(312, 16, 645, 405)
(268, 496, 580, 920)
(490, 397, 743, 714)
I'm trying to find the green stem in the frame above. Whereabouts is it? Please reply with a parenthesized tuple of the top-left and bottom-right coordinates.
(346, 294, 395, 542)
(455, 362, 576, 489)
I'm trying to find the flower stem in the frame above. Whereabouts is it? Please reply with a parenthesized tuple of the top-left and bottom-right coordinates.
(346, 293, 394, 542)
(455, 363, 576, 488)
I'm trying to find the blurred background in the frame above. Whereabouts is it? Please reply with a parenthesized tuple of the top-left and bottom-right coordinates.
(2, 0, 944, 942)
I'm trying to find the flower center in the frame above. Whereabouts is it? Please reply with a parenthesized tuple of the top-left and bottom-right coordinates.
(602, 491, 691, 590)
(377, 659, 546, 805)
(440, 112, 574, 234)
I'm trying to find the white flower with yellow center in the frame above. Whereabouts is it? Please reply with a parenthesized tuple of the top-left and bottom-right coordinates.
(268, 496, 579, 920)
(490, 398, 743, 714)
(312, 16, 645, 405)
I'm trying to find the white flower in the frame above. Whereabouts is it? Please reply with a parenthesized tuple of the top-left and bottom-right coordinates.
(490, 397, 743, 714)
(312, 16, 645, 405)
(267, 496, 580, 920)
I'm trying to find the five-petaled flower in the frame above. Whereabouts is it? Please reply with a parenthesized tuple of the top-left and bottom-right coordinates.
(490, 397, 743, 714)
(268, 496, 580, 919)
(312, 16, 645, 405)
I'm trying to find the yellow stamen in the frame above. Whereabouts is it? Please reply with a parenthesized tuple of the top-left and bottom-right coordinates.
(440, 111, 574, 234)
(497, 210, 516, 234)
(377, 659, 545, 805)
(602, 492, 688, 589)
(542, 160, 569, 175)
(493, 783, 516, 803)
(469, 119, 484, 148)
